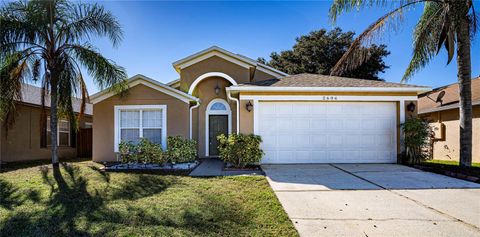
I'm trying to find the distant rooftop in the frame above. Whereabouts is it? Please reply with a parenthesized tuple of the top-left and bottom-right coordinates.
(418, 77, 480, 114)
(19, 84, 93, 115)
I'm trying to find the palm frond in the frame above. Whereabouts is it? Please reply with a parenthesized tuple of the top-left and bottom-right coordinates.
(402, 2, 446, 81)
(59, 3, 123, 47)
(330, 1, 424, 76)
(0, 54, 26, 129)
(329, 0, 426, 22)
(0, 1, 48, 48)
(66, 43, 127, 93)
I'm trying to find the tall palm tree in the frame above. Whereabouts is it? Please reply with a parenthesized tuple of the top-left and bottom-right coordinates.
(0, 0, 127, 166)
(329, 0, 477, 167)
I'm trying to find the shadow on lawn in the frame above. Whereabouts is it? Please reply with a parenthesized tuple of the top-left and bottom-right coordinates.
(0, 164, 254, 236)
(0, 179, 40, 210)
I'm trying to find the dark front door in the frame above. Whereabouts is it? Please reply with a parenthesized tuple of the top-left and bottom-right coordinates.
(209, 115, 228, 156)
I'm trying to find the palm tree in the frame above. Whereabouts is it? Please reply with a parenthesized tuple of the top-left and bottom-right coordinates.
(329, 0, 477, 167)
(0, 0, 127, 166)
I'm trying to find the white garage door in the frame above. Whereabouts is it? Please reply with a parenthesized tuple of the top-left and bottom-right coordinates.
(258, 102, 397, 164)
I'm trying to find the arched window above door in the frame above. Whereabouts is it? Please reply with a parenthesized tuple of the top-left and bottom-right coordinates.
(210, 102, 227, 111)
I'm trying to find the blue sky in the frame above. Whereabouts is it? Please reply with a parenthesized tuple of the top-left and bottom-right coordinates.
(86, 0, 480, 94)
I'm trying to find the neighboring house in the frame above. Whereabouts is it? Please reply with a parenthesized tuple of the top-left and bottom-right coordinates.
(91, 46, 429, 164)
(418, 77, 480, 163)
(0, 84, 93, 163)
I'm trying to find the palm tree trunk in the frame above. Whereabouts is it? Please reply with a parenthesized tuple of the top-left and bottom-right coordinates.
(456, 17, 472, 167)
(50, 78, 59, 166)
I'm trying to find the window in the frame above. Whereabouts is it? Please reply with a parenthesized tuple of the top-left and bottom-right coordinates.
(115, 105, 167, 151)
(46, 118, 70, 146)
(210, 102, 227, 111)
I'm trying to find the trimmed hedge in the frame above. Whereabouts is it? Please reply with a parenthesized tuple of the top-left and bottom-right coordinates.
(118, 136, 197, 164)
(166, 136, 197, 163)
(217, 133, 264, 168)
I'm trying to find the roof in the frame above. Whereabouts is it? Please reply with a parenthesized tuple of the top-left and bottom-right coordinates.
(228, 73, 430, 93)
(90, 74, 199, 104)
(172, 46, 288, 78)
(166, 78, 180, 86)
(418, 77, 480, 114)
(19, 84, 93, 115)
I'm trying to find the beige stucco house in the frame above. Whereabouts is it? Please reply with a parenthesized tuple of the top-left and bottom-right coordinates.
(91, 46, 429, 164)
(0, 84, 93, 163)
(418, 77, 480, 163)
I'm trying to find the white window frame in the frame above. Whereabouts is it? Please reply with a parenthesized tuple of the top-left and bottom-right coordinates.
(114, 105, 167, 152)
(205, 99, 231, 157)
(46, 117, 70, 147)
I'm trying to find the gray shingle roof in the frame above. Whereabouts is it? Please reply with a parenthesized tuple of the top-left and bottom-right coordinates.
(238, 73, 428, 88)
(19, 84, 93, 115)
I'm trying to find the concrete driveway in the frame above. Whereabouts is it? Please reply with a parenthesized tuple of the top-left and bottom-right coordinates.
(262, 164, 480, 237)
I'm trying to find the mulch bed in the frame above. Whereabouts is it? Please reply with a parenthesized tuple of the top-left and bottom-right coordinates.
(102, 161, 200, 175)
(223, 163, 262, 171)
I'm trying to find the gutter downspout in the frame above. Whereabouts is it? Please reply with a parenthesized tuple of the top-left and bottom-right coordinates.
(189, 101, 200, 139)
(226, 89, 240, 134)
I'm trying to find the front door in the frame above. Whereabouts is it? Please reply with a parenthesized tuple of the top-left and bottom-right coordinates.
(209, 115, 228, 156)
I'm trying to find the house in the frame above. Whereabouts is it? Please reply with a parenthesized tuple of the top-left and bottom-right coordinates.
(0, 84, 93, 163)
(91, 46, 429, 164)
(418, 77, 480, 163)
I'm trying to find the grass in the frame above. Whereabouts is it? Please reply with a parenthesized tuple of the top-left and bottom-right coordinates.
(0, 160, 298, 237)
(423, 159, 480, 168)
(419, 159, 480, 179)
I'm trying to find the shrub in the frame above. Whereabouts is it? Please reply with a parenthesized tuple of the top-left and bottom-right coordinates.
(118, 141, 136, 163)
(136, 138, 166, 164)
(166, 136, 197, 163)
(217, 134, 264, 168)
(401, 118, 433, 164)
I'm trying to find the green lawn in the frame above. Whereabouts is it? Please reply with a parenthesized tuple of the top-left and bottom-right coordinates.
(423, 159, 480, 168)
(0, 160, 298, 237)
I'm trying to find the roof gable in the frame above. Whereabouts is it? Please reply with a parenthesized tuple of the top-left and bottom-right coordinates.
(90, 74, 199, 104)
(172, 46, 288, 78)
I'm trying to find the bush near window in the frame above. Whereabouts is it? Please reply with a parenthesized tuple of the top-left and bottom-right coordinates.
(118, 141, 137, 163)
(136, 138, 166, 164)
(401, 118, 433, 164)
(166, 136, 197, 163)
(118, 138, 165, 164)
(217, 134, 264, 168)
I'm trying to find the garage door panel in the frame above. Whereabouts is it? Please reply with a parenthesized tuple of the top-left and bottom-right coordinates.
(258, 102, 397, 164)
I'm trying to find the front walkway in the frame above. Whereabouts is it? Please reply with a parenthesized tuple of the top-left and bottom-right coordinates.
(263, 164, 480, 237)
(189, 159, 263, 177)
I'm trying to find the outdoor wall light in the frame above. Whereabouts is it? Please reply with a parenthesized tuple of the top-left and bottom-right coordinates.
(214, 83, 220, 95)
(246, 101, 253, 112)
(407, 102, 416, 112)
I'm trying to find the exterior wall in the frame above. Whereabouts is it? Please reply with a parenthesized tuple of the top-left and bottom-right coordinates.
(422, 106, 480, 163)
(239, 100, 254, 134)
(179, 56, 282, 93)
(0, 103, 92, 163)
(92, 84, 190, 162)
(192, 77, 237, 157)
(179, 56, 251, 93)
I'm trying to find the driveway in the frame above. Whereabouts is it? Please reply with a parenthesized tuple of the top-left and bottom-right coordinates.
(262, 164, 480, 237)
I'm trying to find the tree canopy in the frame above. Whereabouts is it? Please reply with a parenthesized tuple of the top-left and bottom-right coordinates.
(258, 28, 390, 80)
